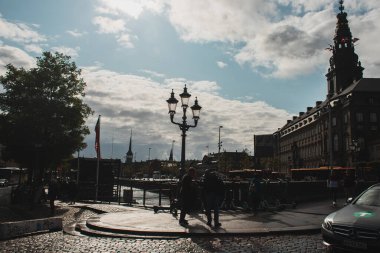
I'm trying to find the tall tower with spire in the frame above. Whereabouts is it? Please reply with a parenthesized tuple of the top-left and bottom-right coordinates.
(169, 140, 175, 161)
(326, 0, 364, 98)
(274, 0, 380, 172)
(126, 130, 133, 164)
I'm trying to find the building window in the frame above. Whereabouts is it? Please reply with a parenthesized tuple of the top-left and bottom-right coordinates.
(358, 137, 365, 150)
(369, 97, 374, 104)
(370, 112, 377, 123)
(345, 136, 350, 151)
(333, 134, 339, 151)
(356, 112, 363, 122)
(332, 117, 337, 126)
(344, 112, 348, 124)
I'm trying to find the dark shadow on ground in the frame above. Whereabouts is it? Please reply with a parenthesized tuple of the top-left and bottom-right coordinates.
(1, 203, 69, 222)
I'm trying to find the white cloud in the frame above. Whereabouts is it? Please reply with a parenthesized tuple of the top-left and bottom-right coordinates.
(140, 69, 166, 79)
(117, 33, 136, 48)
(277, 0, 333, 13)
(51, 46, 80, 58)
(165, 1, 380, 79)
(217, 61, 227, 69)
(80, 66, 291, 159)
(349, 9, 380, 77)
(66, 29, 86, 37)
(96, 0, 165, 18)
(24, 44, 43, 54)
(92, 16, 126, 34)
(166, 0, 335, 78)
(0, 45, 35, 75)
(0, 16, 46, 43)
(167, 0, 271, 43)
(92, 16, 137, 48)
(91, 1, 380, 79)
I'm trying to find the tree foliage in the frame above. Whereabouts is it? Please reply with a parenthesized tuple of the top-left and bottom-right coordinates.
(0, 52, 93, 176)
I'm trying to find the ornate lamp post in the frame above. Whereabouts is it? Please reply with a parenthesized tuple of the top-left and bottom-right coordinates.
(166, 85, 202, 179)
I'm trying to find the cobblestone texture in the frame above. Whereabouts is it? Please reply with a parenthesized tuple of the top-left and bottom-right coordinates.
(0, 202, 327, 253)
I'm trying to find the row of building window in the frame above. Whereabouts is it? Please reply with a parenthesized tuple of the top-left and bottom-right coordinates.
(332, 112, 377, 126)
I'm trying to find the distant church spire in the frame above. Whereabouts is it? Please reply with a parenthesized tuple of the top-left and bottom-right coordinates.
(169, 140, 175, 161)
(326, 0, 364, 97)
(126, 129, 133, 164)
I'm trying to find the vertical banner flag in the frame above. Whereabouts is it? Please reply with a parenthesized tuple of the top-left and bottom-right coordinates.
(95, 115, 101, 159)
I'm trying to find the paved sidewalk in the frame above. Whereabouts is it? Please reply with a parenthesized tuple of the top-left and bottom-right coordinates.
(1, 198, 343, 238)
(69, 198, 343, 237)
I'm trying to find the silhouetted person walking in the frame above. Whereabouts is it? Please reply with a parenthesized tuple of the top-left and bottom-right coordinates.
(179, 167, 196, 226)
(202, 168, 225, 228)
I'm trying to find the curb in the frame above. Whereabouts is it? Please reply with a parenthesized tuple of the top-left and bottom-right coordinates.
(0, 217, 62, 240)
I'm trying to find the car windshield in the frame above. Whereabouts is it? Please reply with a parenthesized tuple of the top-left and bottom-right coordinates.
(355, 187, 380, 207)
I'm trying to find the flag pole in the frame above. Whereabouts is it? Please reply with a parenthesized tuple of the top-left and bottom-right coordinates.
(95, 115, 101, 202)
(96, 153, 99, 202)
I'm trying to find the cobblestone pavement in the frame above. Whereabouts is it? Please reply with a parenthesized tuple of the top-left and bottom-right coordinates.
(0, 203, 328, 253)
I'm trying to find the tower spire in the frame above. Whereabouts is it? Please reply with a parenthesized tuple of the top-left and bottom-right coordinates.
(325, 0, 364, 97)
(339, 0, 344, 14)
(169, 140, 175, 161)
(126, 129, 133, 164)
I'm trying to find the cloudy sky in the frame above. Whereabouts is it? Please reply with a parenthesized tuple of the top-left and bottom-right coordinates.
(1, 0, 379, 162)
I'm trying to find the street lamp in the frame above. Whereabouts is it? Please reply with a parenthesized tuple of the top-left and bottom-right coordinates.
(166, 84, 202, 179)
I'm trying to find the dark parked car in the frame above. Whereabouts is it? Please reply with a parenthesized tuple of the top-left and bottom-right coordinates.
(0, 179, 8, 187)
(322, 183, 380, 252)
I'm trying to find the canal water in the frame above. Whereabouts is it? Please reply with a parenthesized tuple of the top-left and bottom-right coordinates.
(119, 186, 171, 206)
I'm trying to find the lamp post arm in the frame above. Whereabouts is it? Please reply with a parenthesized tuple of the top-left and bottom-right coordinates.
(187, 119, 198, 128)
(170, 114, 196, 131)
(170, 115, 182, 127)
(170, 115, 188, 131)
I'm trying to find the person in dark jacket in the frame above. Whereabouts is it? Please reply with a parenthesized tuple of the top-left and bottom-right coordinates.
(179, 167, 196, 226)
(202, 169, 225, 227)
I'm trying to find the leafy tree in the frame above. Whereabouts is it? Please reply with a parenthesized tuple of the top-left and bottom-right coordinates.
(0, 52, 93, 181)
